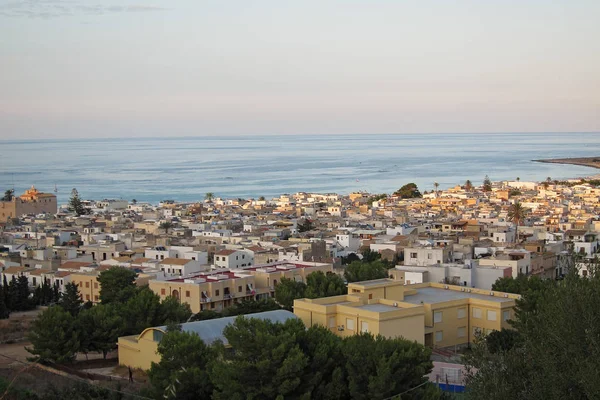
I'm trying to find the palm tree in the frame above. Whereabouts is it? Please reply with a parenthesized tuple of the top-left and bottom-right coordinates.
(159, 221, 174, 235)
(507, 201, 527, 243)
(516, 177, 520, 182)
(465, 180, 473, 192)
(433, 182, 439, 197)
(205, 192, 214, 203)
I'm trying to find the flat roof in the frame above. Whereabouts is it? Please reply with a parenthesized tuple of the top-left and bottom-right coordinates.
(356, 304, 399, 313)
(353, 279, 400, 287)
(403, 287, 509, 305)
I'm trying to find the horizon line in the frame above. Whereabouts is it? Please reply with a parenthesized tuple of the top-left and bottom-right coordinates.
(1, 131, 599, 143)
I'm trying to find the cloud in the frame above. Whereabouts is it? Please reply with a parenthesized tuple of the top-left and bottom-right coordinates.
(0, 1, 169, 18)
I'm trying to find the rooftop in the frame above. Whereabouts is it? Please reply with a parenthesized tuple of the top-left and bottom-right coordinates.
(152, 310, 298, 345)
(403, 287, 510, 305)
(355, 303, 400, 313)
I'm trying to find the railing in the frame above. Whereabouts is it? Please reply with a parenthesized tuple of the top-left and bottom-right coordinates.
(223, 294, 232, 299)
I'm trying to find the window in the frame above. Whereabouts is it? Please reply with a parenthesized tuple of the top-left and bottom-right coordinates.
(503, 310, 510, 321)
(457, 326, 466, 338)
(487, 310, 497, 321)
(186, 291, 190, 297)
(161, 289, 166, 295)
(94, 282, 98, 289)
(216, 289, 220, 296)
(346, 318, 355, 331)
(153, 330, 164, 342)
(192, 257, 195, 261)
(85, 294, 90, 300)
(273, 280, 278, 286)
(473, 308, 482, 319)
(94, 295, 99, 302)
(435, 331, 443, 342)
(427, 253, 432, 259)
(361, 321, 369, 333)
(368, 294, 373, 300)
(328, 317, 336, 328)
(434, 311, 443, 324)
(410, 252, 417, 258)
(238, 286, 242, 292)
(457, 308, 466, 319)
(242, 255, 245, 259)
(211, 302, 215, 309)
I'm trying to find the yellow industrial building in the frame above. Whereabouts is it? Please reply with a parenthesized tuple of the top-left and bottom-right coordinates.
(118, 310, 299, 370)
(293, 279, 520, 348)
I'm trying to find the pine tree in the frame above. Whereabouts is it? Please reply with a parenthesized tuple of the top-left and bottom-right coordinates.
(0, 292, 9, 319)
(68, 188, 87, 216)
(2, 275, 9, 310)
(59, 282, 83, 316)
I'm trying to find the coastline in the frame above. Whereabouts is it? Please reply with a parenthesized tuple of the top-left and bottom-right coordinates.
(533, 157, 600, 170)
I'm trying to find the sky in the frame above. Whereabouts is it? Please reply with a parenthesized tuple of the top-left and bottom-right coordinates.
(1, 0, 599, 139)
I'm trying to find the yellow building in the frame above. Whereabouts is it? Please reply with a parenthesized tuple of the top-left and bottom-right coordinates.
(69, 269, 159, 304)
(0, 186, 57, 222)
(294, 279, 520, 349)
(118, 310, 298, 370)
(150, 261, 332, 314)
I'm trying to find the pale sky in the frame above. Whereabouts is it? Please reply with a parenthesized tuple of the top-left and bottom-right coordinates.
(1, 0, 599, 139)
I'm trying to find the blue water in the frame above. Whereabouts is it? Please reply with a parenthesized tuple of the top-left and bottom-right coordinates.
(0, 133, 599, 204)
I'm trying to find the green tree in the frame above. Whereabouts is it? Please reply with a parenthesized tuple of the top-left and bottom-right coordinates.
(344, 260, 389, 283)
(464, 179, 473, 191)
(483, 175, 492, 192)
(159, 221, 174, 235)
(0, 292, 9, 319)
(210, 317, 309, 399)
(160, 295, 192, 324)
(298, 218, 314, 233)
(465, 267, 600, 399)
(394, 183, 422, 199)
(305, 271, 346, 299)
(361, 248, 382, 263)
(10, 275, 33, 311)
(98, 267, 137, 304)
(222, 298, 281, 317)
(296, 325, 348, 400)
(148, 328, 215, 400)
(122, 286, 164, 335)
(507, 200, 527, 243)
(26, 306, 80, 364)
(1, 189, 14, 201)
(67, 188, 87, 216)
(274, 277, 306, 309)
(341, 253, 360, 265)
(59, 282, 83, 316)
(78, 304, 124, 359)
(485, 328, 520, 354)
(344, 333, 434, 400)
(205, 192, 214, 202)
(433, 181, 439, 197)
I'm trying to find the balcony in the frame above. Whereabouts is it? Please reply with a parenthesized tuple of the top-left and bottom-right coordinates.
(200, 297, 212, 303)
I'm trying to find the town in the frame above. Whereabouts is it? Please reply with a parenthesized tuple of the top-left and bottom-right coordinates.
(0, 176, 598, 398)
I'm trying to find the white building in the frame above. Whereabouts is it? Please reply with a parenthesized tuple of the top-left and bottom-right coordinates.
(214, 249, 254, 269)
(145, 246, 208, 264)
(159, 258, 207, 278)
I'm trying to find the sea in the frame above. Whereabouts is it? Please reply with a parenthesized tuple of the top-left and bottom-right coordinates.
(1, 132, 599, 205)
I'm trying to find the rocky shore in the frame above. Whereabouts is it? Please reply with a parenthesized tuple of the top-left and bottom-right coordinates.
(533, 157, 600, 170)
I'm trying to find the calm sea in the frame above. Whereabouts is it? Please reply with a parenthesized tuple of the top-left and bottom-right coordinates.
(0, 133, 599, 204)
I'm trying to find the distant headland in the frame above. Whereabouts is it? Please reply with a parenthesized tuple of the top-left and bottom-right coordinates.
(533, 157, 600, 170)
